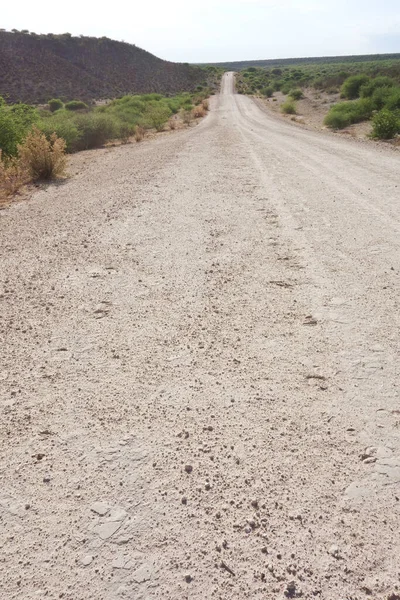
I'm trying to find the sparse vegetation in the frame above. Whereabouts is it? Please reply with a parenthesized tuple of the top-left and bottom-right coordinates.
(281, 100, 296, 114)
(234, 56, 400, 140)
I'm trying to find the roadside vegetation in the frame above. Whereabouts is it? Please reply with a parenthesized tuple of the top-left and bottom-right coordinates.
(0, 83, 216, 202)
(235, 58, 400, 140)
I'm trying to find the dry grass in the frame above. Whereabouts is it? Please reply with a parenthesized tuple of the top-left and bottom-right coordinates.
(1, 127, 67, 205)
(134, 125, 145, 142)
(19, 127, 67, 181)
(0, 151, 29, 203)
(182, 109, 193, 126)
(193, 105, 206, 119)
(202, 99, 210, 111)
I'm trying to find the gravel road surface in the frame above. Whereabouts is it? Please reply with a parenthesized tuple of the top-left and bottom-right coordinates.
(1, 72, 399, 599)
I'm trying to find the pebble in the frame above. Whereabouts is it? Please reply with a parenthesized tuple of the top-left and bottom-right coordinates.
(90, 501, 110, 516)
(184, 465, 193, 474)
(185, 574, 193, 583)
(108, 508, 127, 522)
(329, 544, 341, 559)
(81, 555, 93, 567)
(96, 521, 122, 540)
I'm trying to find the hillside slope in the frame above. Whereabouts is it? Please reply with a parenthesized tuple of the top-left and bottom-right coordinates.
(0, 31, 206, 104)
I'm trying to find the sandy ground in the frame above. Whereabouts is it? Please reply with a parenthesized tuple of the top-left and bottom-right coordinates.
(1, 72, 400, 600)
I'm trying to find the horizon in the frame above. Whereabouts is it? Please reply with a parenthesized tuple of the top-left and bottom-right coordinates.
(2, 0, 399, 63)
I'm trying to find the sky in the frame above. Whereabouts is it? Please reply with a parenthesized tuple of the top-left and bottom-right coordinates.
(2, 0, 400, 63)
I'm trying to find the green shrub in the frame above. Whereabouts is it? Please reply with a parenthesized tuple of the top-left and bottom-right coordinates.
(65, 100, 89, 111)
(371, 86, 395, 110)
(385, 88, 400, 111)
(341, 75, 370, 99)
(73, 113, 119, 149)
(140, 104, 172, 131)
(281, 100, 296, 114)
(371, 109, 400, 139)
(48, 98, 64, 112)
(324, 110, 352, 129)
(38, 112, 81, 152)
(360, 76, 395, 98)
(262, 86, 274, 98)
(289, 88, 304, 100)
(0, 110, 23, 157)
(324, 98, 374, 129)
(0, 103, 38, 157)
(281, 83, 292, 95)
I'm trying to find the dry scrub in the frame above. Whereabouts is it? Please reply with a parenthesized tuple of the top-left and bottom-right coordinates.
(0, 127, 66, 204)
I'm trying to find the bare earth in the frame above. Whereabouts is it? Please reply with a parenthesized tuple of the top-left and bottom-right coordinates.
(1, 72, 400, 600)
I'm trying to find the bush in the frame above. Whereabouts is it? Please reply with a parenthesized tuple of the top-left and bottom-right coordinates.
(341, 75, 370, 99)
(140, 104, 172, 131)
(262, 86, 274, 98)
(48, 98, 64, 112)
(38, 112, 81, 152)
(289, 88, 304, 100)
(371, 86, 395, 110)
(182, 109, 193, 125)
(18, 127, 66, 180)
(134, 125, 145, 142)
(385, 88, 400, 111)
(0, 150, 29, 200)
(202, 98, 210, 111)
(360, 76, 395, 98)
(0, 103, 38, 157)
(192, 105, 205, 118)
(281, 100, 296, 114)
(65, 100, 89, 111)
(324, 109, 351, 129)
(371, 109, 400, 139)
(281, 83, 292, 95)
(0, 110, 23, 157)
(324, 98, 374, 129)
(73, 113, 119, 149)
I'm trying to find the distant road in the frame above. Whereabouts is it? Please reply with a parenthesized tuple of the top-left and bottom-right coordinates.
(1, 71, 399, 599)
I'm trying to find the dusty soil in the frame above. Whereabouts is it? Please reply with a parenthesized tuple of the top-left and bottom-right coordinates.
(1, 72, 400, 600)
(261, 88, 374, 140)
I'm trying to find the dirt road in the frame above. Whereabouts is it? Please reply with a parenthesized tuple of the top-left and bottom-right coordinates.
(1, 72, 399, 599)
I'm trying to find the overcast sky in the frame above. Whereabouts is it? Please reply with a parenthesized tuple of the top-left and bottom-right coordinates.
(3, 0, 400, 63)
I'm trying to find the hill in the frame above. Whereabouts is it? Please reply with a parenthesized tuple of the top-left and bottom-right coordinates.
(202, 53, 400, 71)
(0, 31, 207, 104)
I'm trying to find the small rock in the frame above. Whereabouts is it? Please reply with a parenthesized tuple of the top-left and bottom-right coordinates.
(285, 581, 297, 597)
(184, 465, 193, 474)
(43, 476, 51, 483)
(185, 574, 193, 583)
(81, 555, 93, 567)
(96, 521, 121, 540)
(108, 508, 127, 522)
(329, 544, 341, 559)
(90, 501, 110, 516)
(181, 497, 187, 505)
